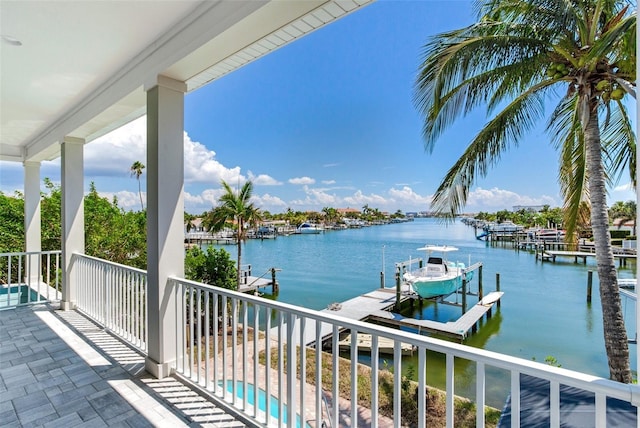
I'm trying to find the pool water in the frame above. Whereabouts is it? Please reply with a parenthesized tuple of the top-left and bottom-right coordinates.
(221, 380, 311, 428)
(0, 285, 41, 307)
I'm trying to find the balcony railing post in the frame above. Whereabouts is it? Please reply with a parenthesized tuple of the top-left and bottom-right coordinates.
(103, 264, 110, 328)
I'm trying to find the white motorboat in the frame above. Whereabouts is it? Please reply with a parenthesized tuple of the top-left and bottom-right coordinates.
(403, 245, 473, 299)
(296, 222, 323, 234)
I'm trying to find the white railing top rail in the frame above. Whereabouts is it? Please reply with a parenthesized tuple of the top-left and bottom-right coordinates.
(72, 252, 147, 276)
(169, 275, 640, 406)
(0, 250, 62, 257)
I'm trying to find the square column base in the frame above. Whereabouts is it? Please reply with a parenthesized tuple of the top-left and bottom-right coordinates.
(145, 357, 174, 379)
(60, 300, 75, 311)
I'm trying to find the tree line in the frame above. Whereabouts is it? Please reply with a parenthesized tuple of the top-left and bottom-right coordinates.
(0, 179, 148, 269)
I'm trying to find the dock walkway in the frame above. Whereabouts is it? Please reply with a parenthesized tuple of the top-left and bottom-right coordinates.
(295, 285, 414, 347)
(368, 292, 503, 340)
(285, 283, 502, 346)
(538, 250, 636, 266)
(237, 276, 274, 293)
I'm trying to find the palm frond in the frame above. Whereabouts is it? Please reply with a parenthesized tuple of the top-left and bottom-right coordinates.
(431, 82, 552, 215)
(548, 95, 587, 239)
(601, 100, 636, 188)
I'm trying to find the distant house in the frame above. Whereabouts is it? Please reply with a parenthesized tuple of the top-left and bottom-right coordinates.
(337, 207, 361, 216)
(611, 219, 635, 234)
(185, 217, 204, 234)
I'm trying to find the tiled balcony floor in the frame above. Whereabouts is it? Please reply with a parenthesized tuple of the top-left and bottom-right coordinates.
(0, 303, 247, 427)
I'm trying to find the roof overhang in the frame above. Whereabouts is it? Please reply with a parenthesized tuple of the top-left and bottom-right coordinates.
(0, 0, 373, 163)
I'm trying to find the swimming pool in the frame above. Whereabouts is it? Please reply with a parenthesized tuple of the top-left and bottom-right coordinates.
(0, 285, 41, 307)
(221, 380, 311, 428)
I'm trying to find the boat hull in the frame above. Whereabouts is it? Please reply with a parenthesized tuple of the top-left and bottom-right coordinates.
(297, 223, 323, 234)
(410, 276, 463, 298)
(298, 228, 321, 234)
(405, 263, 473, 299)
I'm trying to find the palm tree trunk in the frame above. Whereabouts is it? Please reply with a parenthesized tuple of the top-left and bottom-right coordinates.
(236, 223, 242, 290)
(585, 107, 632, 383)
(138, 178, 144, 211)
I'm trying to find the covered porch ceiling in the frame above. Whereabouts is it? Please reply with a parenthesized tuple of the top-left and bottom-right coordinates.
(0, 0, 372, 163)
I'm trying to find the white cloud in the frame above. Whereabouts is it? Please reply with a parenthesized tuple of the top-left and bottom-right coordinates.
(611, 182, 636, 203)
(289, 185, 338, 207)
(388, 186, 431, 206)
(323, 163, 339, 168)
(248, 171, 282, 186)
(184, 133, 244, 185)
(252, 193, 287, 209)
(342, 190, 388, 207)
(289, 177, 315, 185)
(85, 116, 246, 186)
(85, 118, 146, 177)
(183, 188, 225, 214)
(102, 190, 142, 210)
(466, 187, 557, 212)
(321, 180, 336, 185)
(303, 185, 338, 205)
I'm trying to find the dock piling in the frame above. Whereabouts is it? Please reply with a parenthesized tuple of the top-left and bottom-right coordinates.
(478, 265, 483, 300)
(587, 271, 593, 303)
(395, 267, 401, 311)
(271, 268, 279, 293)
(496, 273, 501, 308)
(462, 278, 467, 314)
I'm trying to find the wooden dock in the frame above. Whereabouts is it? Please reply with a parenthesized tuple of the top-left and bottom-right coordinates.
(237, 267, 279, 294)
(368, 292, 503, 340)
(237, 276, 276, 293)
(537, 249, 636, 266)
(294, 281, 501, 346)
(184, 233, 236, 246)
(288, 285, 413, 347)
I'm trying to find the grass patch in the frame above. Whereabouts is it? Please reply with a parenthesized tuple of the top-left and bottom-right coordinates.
(258, 345, 501, 427)
(186, 324, 262, 361)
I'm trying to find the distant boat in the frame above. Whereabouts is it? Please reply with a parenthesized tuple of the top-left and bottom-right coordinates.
(531, 228, 566, 241)
(338, 333, 414, 356)
(486, 221, 524, 233)
(296, 222, 323, 234)
(403, 245, 473, 299)
(255, 226, 276, 239)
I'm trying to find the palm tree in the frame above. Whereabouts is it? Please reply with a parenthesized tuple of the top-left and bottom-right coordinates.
(129, 161, 145, 211)
(205, 180, 262, 288)
(414, 0, 635, 382)
(609, 200, 637, 235)
(184, 212, 196, 234)
(322, 206, 339, 225)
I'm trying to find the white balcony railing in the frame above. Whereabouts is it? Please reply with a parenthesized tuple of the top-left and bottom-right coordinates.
(73, 253, 148, 353)
(170, 276, 640, 428)
(67, 255, 640, 427)
(0, 250, 61, 309)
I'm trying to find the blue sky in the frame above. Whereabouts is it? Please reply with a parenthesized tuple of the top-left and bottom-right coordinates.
(0, 0, 635, 214)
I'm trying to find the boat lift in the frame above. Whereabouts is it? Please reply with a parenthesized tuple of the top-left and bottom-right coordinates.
(394, 259, 485, 314)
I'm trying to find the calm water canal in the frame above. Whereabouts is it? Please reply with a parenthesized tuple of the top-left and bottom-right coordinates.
(212, 218, 637, 407)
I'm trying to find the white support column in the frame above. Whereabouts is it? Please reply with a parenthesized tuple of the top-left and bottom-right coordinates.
(60, 137, 85, 311)
(24, 161, 42, 283)
(629, 7, 640, 382)
(145, 75, 186, 378)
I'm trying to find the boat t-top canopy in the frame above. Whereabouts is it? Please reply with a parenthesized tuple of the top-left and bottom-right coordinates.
(416, 245, 459, 252)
